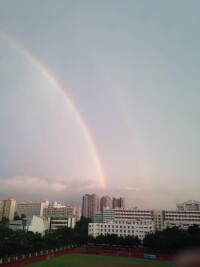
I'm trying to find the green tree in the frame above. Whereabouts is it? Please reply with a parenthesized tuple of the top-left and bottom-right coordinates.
(74, 216, 92, 244)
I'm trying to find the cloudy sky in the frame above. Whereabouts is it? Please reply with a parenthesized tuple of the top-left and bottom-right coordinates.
(0, 0, 200, 209)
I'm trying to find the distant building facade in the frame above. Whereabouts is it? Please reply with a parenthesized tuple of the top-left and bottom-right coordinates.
(100, 195, 112, 212)
(94, 208, 115, 223)
(176, 200, 200, 212)
(66, 205, 81, 222)
(158, 210, 200, 230)
(17, 200, 49, 218)
(43, 201, 67, 216)
(34, 201, 82, 222)
(82, 194, 99, 220)
(0, 197, 16, 221)
(112, 197, 125, 209)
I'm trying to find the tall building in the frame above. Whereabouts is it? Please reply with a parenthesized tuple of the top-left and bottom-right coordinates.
(0, 197, 16, 221)
(100, 195, 112, 212)
(112, 197, 125, 208)
(82, 194, 99, 220)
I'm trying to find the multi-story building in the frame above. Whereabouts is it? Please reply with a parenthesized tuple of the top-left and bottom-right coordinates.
(89, 220, 154, 240)
(176, 200, 200, 212)
(0, 197, 16, 221)
(92, 207, 155, 240)
(82, 194, 99, 220)
(94, 212, 103, 223)
(43, 201, 67, 216)
(162, 210, 200, 230)
(112, 197, 125, 209)
(115, 208, 155, 224)
(103, 208, 115, 222)
(94, 207, 154, 223)
(49, 214, 76, 231)
(66, 205, 81, 222)
(100, 195, 112, 212)
(9, 215, 49, 235)
(17, 200, 49, 218)
(42, 202, 81, 222)
(91, 200, 200, 239)
(155, 210, 164, 231)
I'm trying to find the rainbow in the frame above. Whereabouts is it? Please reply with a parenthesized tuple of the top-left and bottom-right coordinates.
(0, 31, 106, 188)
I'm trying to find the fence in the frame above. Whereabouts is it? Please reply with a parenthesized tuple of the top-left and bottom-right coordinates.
(0, 245, 76, 266)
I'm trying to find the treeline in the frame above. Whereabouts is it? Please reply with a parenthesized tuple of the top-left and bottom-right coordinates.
(90, 225, 200, 253)
(143, 225, 200, 253)
(0, 216, 91, 258)
(89, 234, 141, 248)
(1, 217, 200, 258)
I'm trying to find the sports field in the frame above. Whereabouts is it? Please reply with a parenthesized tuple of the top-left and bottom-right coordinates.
(25, 253, 174, 267)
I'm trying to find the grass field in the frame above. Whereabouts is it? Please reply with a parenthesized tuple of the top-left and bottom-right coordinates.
(25, 253, 174, 267)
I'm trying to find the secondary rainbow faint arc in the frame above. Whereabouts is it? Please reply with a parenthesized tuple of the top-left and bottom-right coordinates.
(0, 31, 106, 188)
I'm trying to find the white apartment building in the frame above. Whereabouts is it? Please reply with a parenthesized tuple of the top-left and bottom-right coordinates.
(17, 200, 49, 218)
(89, 220, 154, 240)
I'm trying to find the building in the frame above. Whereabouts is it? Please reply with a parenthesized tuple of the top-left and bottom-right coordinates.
(66, 205, 81, 222)
(42, 202, 81, 222)
(17, 200, 49, 218)
(103, 208, 115, 222)
(9, 215, 49, 235)
(94, 207, 154, 224)
(43, 201, 67, 216)
(161, 210, 200, 230)
(82, 194, 99, 220)
(91, 207, 155, 240)
(100, 195, 112, 212)
(94, 212, 103, 223)
(176, 200, 200, 212)
(89, 220, 154, 240)
(0, 197, 16, 221)
(49, 214, 76, 231)
(155, 210, 164, 231)
(115, 208, 155, 225)
(112, 197, 125, 209)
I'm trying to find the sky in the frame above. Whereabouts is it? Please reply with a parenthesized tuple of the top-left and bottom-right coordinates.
(0, 0, 200, 209)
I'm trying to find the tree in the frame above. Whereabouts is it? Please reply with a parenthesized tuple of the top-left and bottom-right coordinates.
(74, 216, 92, 244)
